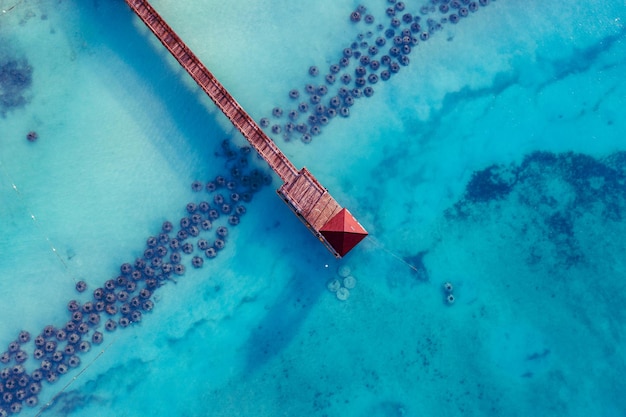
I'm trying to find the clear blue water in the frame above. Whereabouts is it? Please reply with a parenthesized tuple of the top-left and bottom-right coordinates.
(1, 0, 626, 416)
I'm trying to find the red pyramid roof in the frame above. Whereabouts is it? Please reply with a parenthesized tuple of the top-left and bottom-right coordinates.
(320, 208, 368, 257)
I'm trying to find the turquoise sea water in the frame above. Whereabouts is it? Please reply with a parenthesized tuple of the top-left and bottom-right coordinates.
(1, 0, 626, 416)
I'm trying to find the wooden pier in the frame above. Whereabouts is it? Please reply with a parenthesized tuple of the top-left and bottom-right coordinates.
(124, 0, 367, 257)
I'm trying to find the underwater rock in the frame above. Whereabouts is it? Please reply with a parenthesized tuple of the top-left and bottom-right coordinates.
(445, 293, 455, 305)
(75, 281, 87, 293)
(343, 276, 357, 289)
(336, 287, 350, 301)
(337, 265, 351, 277)
(326, 279, 341, 292)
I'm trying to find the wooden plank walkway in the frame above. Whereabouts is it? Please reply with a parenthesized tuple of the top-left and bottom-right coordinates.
(125, 0, 357, 257)
(124, 0, 298, 184)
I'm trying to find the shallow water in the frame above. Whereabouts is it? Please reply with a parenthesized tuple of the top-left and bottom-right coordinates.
(1, 0, 626, 416)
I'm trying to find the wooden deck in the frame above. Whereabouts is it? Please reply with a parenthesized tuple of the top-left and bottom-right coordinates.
(278, 168, 342, 231)
(125, 0, 357, 257)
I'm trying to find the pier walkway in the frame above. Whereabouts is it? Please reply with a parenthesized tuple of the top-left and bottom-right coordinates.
(124, 0, 367, 257)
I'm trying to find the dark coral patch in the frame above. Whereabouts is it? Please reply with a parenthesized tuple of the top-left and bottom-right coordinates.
(465, 164, 518, 203)
(0, 57, 33, 116)
(448, 150, 626, 268)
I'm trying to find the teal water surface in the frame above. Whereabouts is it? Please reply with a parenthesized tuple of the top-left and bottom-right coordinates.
(1, 0, 626, 416)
